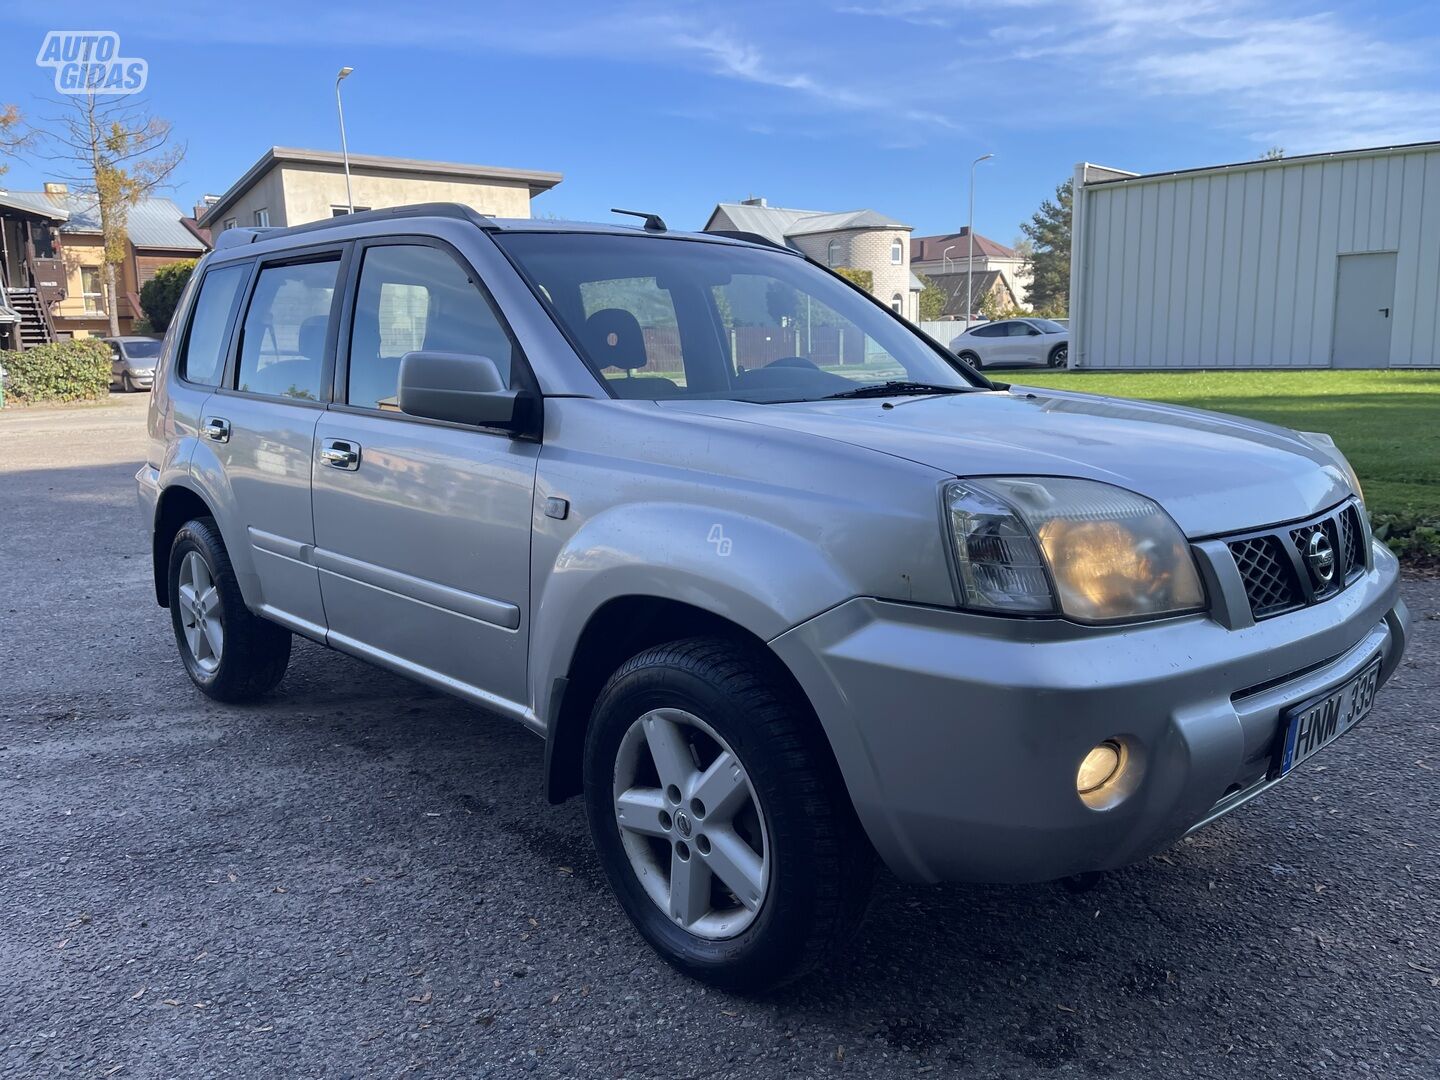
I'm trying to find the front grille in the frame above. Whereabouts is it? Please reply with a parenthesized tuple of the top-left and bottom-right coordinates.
(1227, 501, 1367, 621)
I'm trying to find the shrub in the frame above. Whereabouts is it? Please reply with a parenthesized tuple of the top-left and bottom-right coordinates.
(1371, 512, 1440, 566)
(0, 339, 113, 405)
(833, 266, 874, 292)
(138, 259, 196, 333)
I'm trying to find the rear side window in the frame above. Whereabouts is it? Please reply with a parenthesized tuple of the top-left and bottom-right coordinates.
(236, 258, 340, 401)
(180, 263, 249, 386)
(345, 244, 517, 411)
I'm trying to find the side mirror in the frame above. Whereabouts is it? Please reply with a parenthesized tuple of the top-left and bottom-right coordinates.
(397, 351, 531, 431)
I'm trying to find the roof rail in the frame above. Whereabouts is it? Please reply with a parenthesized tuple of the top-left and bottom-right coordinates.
(213, 226, 280, 250)
(214, 203, 491, 249)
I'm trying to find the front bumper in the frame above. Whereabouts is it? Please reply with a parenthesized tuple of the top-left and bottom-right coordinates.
(771, 542, 1408, 884)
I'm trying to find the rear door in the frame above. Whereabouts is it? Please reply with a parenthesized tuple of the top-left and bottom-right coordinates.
(201, 245, 347, 638)
(311, 237, 540, 715)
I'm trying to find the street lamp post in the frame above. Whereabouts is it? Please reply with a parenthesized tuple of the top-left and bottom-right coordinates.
(942, 244, 954, 274)
(966, 153, 994, 329)
(335, 66, 355, 214)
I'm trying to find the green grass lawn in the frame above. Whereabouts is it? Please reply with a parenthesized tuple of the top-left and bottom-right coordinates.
(1010, 370, 1440, 520)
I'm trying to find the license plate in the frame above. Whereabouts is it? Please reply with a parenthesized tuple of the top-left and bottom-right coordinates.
(1275, 657, 1382, 776)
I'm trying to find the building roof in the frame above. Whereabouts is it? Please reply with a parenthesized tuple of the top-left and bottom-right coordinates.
(917, 269, 1013, 317)
(0, 190, 205, 250)
(911, 229, 1018, 262)
(1080, 138, 1440, 190)
(199, 146, 564, 227)
(706, 201, 911, 247)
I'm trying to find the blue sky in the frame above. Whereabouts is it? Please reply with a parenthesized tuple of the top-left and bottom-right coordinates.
(3, 1, 1439, 245)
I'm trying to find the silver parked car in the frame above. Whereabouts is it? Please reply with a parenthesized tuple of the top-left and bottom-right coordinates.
(139, 206, 1407, 990)
(951, 316, 1068, 369)
(106, 335, 164, 391)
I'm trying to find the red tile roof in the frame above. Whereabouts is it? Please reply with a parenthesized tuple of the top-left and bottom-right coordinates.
(911, 228, 1017, 261)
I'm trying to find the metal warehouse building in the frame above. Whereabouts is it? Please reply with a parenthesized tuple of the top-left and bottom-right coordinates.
(1069, 142, 1440, 370)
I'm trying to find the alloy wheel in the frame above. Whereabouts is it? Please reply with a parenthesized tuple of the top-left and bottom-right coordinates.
(177, 550, 223, 673)
(612, 708, 770, 939)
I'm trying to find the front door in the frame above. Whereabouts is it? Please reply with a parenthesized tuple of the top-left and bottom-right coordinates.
(1332, 252, 1396, 369)
(311, 239, 539, 716)
(203, 249, 346, 638)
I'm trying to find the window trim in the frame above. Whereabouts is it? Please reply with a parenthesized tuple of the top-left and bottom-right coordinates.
(253, 208, 270, 227)
(827, 238, 842, 267)
(327, 233, 542, 438)
(174, 258, 256, 389)
(215, 241, 352, 406)
(890, 237, 903, 265)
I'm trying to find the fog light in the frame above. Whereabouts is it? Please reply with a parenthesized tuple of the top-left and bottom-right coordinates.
(1077, 740, 1123, 794)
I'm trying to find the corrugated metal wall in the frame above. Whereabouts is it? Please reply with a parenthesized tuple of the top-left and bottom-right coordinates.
(1072, 146, 1440, 369)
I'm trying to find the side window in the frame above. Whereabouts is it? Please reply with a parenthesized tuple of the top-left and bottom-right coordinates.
(346, 244, 517, 411)
(180, 262, 249, 386)
(1008, 321, 1034, 337)
(971, 323, 999, 338)
(236, 258, 340, 401)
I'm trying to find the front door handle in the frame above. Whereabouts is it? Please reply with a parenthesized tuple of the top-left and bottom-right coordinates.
(320, 438, 361, 471)
(202, 416, 230, 442)
(1379, 307, 1390, 318)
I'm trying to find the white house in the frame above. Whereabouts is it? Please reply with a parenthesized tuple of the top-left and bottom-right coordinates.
(911, 228, 1031, 311)
(704, 198, 923, 320)
(1069, 142, 1440, 370)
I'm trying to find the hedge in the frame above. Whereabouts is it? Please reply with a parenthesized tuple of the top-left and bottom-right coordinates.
(0, 339, 113, 405)
(138, 260, 196, 333)
(1371, 512, 1440, 567)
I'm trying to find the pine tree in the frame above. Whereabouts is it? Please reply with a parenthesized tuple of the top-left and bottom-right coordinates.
(1020, 179, 1072, 314)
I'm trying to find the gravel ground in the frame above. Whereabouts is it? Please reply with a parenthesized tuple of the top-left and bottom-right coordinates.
(1, 394, 1436, 1079)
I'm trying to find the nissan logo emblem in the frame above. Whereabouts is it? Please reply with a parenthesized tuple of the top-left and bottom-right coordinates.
(1305, 530, 1336, 584)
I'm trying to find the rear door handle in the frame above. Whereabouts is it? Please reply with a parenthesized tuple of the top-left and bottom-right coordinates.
(1379, 307, 1390, 318)
(320, 438, 361, 471)
(202, 416, 230, 442)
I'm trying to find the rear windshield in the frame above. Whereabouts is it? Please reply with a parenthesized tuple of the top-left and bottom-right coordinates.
(122, 339, 163, 358)
(494, 233, 979, 402)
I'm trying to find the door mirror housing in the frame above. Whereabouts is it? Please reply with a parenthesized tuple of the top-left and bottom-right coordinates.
(396, 351, 533, 432)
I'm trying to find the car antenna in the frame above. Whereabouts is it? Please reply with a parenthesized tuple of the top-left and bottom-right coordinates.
(611, 208, 668, 232)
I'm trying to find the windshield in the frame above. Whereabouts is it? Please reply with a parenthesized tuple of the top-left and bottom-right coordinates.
(1029, 318, 1066, 334)
(495, 233, 982, 402)
(122, 339, 163, 358)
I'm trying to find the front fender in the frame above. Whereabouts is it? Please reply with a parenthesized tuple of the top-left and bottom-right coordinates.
(528, 501, 855, 726)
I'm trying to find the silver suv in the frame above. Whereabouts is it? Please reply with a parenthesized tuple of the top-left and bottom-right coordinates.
(139, 205, 1408, 990)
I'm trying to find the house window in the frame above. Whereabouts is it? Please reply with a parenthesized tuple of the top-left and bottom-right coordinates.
(253, 208, 270, 227)
(331, 205, 373, 216)
(891, 293, 903, 313)
(222, 218, 237, 231)
(81, 266, 105, 315)
(827, 238, 842, 267)
(891, 238, 903, 264)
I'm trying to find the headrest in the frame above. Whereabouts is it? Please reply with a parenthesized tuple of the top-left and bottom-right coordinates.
(584, 307, 647, 371)
(297, 315, 329, 361)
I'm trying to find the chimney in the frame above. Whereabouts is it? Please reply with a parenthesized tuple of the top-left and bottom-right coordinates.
(44, 182, 68, 194)
(741, 196, 767, 207)
(194, 194, 221, 219)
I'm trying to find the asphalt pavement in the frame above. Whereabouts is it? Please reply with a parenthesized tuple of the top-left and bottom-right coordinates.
(0, 393, 1436, 1079)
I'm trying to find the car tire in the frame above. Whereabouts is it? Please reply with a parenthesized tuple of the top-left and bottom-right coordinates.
(168, 517, 291, 702)
(1048, 344, 1068, 368)
(958, 350, 983, 369)
(122, 372, 136, 393)
(583, 638, 874, 992)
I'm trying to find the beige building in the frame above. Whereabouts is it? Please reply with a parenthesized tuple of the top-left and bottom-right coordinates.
(0, 184, 206, 346)
(199, 147, 563, 240)
(703, 198, 923, 320)
(911, 229, 1032, 313)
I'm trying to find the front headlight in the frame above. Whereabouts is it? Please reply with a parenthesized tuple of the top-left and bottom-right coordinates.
(1299, 431, 1364, 507)
(945, 477, 1205, 623)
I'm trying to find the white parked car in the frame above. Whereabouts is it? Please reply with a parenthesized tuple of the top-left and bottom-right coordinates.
(951, 318, 1068, 370)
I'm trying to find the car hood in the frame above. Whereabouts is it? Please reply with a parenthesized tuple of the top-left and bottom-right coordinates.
(663, 387, 1352, 537)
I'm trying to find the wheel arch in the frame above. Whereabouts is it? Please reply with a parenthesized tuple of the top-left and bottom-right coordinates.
(151, 483, 217, 606)
(542, 595, 848, 810)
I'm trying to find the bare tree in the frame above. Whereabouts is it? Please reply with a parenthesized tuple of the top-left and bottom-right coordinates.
(0, 103, 34, 176)
(39, 92, 184, 335)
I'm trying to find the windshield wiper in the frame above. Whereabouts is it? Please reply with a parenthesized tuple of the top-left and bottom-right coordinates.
(820, 380, 972, 401)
